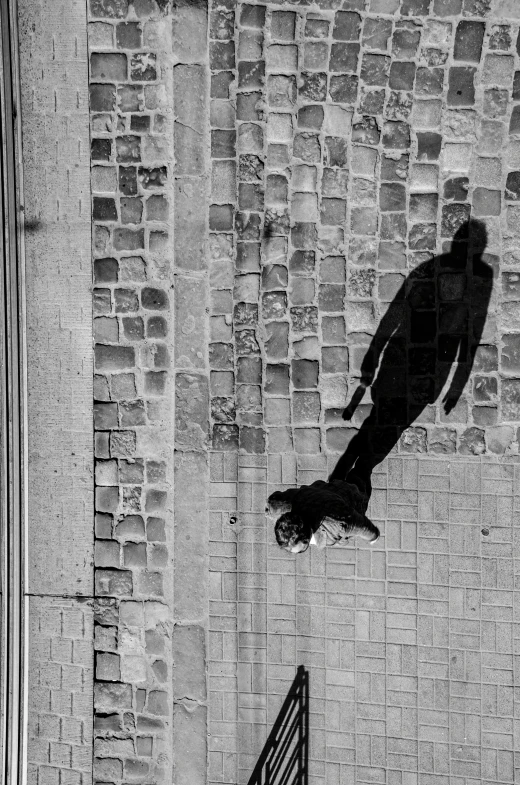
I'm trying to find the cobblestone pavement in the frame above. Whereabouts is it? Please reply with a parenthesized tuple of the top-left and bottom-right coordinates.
(206, 1, 520, 783)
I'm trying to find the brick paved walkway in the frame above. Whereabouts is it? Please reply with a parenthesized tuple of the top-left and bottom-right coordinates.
(210, 454, 520, 783)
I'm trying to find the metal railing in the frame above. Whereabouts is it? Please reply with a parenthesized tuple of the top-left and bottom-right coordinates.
(247, 666, 309, 785)
(0, 0, 27, 781)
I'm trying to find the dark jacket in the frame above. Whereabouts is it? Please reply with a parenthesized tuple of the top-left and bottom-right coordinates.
(268, 477, 370, 535)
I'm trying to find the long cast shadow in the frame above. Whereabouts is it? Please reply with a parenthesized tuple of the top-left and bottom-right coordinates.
(246, 665, 309, 785)
(331, 218, 494, 482)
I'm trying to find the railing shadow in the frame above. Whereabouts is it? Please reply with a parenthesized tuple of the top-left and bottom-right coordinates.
(247, 665, 309, 785)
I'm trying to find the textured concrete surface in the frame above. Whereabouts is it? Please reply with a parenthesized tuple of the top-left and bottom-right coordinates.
(17, 0, 95, 781)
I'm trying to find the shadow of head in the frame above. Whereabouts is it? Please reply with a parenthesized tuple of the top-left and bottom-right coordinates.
(450, 217, 488, 257)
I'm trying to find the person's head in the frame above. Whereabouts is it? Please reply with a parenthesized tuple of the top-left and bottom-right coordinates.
(274, 512, 311, 554)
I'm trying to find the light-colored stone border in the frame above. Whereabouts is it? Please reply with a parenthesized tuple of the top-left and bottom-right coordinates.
(172, 2, 211, 783)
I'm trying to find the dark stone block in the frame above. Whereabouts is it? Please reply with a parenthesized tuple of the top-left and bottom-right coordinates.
(211, 72, 234, 99)
(265, 321, 289, 359)
(454, 20, 485, 62)
(210, 41, 235, 71)
(447, 67, 475, 106)
(238, 184, 263, 211)
(415, 67, 444, 96)
(290, 250, 315, 274)
(141, 287, 169, 310)
(324, 137, 348, 167)
(362, 17, 392, 50)
(116, 22, 141, 49)
(239, 154, 264, 183)
(130, 114, 150, 132)
(116, 135, 140, 163)
(391, 23, 421, 58)
(240, 4, 266, 28)
(239, 427, 265, 454)
(409, 224, 437, 251)
(209, 205, 233, 231)
(381, 154, 408, 181)
(441, 203, 471, 237)
(505, 172, 520, 202)
(293, 133, 321, 163)
(211, 130, 236, 158)
(321, 199, 346, 225)
(90, 83, 116, 111)
(502, 334, 520, 373)
(90, 0, 128, 17)
(322, 169, 348, 197)
(271, 11, 296, 40)
(489, 24, 511, 51)
(513, 72, 520, 101)
(472, 188, 501, 216)
(330, 43, 360, 74)
(95, 257, 118, 284)
(474, 344, 498, 372)
(332, 11, 361, 41)
(121, 197, 143, 224)
(400, 0, 430, 12)
(433, 0, 462, 13)
(358, 89, 385, 116)
(91, 52, 127, 81)
(235, 212, 261, 240)
(290, 306, 318, 334)
(510, 106, 520, 134)
(266, 365, 289, 394)
(292, 359, 319, 389)
(382, 121, 410, 149)
(237, 357, 262, 384)
(122, 317, 144, 341)
(113, 228, 144, 251)
(238, 61, 265, 90)
(380, 213, 405, 241)
(299, 72, 327, 102)
(416, 132, 441, 160)
(389, 62, 416, 91)
(236, 242, 261, 271)
(94, 197, 118, 221)
(262, 265, 288, 290)
(379, 183, 406, 211)
(131, 53, 156, 81)
(422, 49, 448, 67)
(147, 316, 167, 338)
(210, 6, 234, 40)
(212, 424, 239, 451)
(138, 166, 167, 188)
(114, 289, 139, 313)
(262, 292, 287, 321)
(305, 18, 330, 38)
(266, 174, 288, 203)
(297, 105, 324, 129)
(473, 376, 497, 403)
(360, 54, 390, 86)
(237, 92, 262, 121)
(117, 167, 136, 197)
(410, 193, 438, 222)
(291, 223, 317, 250)
(92, 138, 112, 161)
(117, 84, 142, 112)
(329, 75, 358, 104)
(444, 177, 469, 202)
(351, 116, 380, 145)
